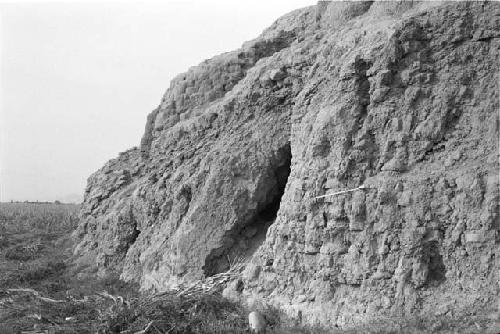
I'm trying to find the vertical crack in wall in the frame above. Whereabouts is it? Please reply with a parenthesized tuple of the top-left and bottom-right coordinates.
(203, 144, 292, 277)
(426, 241, 446, 286)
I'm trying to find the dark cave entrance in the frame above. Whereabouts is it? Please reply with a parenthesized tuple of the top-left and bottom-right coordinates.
(203, 144, 292, 277)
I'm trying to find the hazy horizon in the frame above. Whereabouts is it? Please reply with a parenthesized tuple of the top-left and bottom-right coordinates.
(0, 0, 314, 203)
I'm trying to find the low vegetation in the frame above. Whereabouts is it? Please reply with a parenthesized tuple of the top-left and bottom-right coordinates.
(0, 202, 135, 333)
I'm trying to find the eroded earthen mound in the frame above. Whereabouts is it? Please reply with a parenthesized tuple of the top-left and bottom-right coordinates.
(74, 1, 500, 329)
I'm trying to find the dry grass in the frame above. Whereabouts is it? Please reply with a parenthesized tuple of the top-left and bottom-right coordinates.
(0, 202, 118, 333)
(98, 289, 332, 334)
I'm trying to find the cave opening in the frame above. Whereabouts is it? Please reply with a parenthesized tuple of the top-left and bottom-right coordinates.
(203, 143, 292, 277)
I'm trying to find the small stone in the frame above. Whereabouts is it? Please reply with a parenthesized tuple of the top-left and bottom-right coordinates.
(243, 264, 262, 281)
(320, 242, 335, 255)
(295, 294, 307, 303)
(381, 157, 406, 172)
(372, 270, 392, 280)
(248, 311, 267, 333)
(371, 87, 390, 103)
(394, 181, 404, 192)
(382, 296, 391, 309)
(349, 220, 364, 231)
(400, 69, 412, 84)
(378, 70, 393, 86)
(268, 68, 286, 81)
(325, 178, 340, 189)
(397, 190, 412, 206)
(411, 261, 429, 288)
(305, 244, 320, 254)
(391, 117, 403, 131)
(464, 232, 483, 243)
(434, 304, 450, 316)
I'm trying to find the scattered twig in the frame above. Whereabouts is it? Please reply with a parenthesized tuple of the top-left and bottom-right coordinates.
(6, 288, 65, 303)
(134, 321, 154, 334)
(141, 256, 245, 310)
(38, 296, 66, 303)
(151, 323, 164, 334)
(172, 257, 245, 298)
(96, 291, 124, 304)
(314, 184, 372, 199)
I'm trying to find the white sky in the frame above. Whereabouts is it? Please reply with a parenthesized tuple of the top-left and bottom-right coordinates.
(0, 0, 315, 202)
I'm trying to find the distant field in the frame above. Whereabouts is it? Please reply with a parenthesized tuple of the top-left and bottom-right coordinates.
(0, 202, 79, 233)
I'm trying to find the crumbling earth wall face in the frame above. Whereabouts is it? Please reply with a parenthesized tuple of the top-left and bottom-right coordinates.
(74, 1, 500, 329)
(74, 5, 317, 289)
(239, 1, 500, 328)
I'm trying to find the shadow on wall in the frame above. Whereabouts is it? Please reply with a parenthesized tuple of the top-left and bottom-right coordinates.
(203, 144, 292, 277)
